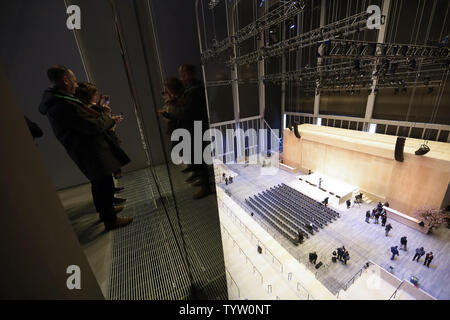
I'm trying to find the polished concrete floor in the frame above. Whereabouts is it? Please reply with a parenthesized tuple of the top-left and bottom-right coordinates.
(59, 164, 227, 300)
(223, 164, 450, 299)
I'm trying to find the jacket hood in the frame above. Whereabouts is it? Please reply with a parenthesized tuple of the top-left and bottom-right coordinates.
(38, 88, 81, 115)
(38, 88, 58, 115)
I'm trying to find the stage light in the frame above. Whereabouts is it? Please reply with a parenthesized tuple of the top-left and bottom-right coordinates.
(427, 87, 434, 94)
(401, 86, 407, 94)
(259, 0, 264, 7)
(394, 87, 399, 95)
(290, 23, 296, 30)
(415, 144, 430, 155)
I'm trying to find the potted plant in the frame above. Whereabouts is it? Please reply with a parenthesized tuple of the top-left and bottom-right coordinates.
(412, 207, 450, 233)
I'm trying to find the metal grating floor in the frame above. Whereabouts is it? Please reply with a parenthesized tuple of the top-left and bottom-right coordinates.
(108, 165, 227, 300)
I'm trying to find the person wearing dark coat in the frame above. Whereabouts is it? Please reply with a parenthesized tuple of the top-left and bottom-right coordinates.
(385, 223, 392, 236)
(342, 251, 350, 265)
(75, 81, 130, 206)
(365, 210, 371, 223)
(381, 214, 387, 226)
(337, 246, 345, 261)
(390, 246, 399, 260)
(309, 251, 318, 264)
(424, 252, 434, 268)
(39, 65, 132, 231)
(413, 247, 425, 262)
(374, 212, 380, 224)
(400, 236, 408, 251)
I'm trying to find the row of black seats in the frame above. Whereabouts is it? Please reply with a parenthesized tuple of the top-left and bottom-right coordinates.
(278, 183, 340, 219)
(253, 193, 311, 238)
(244, 183, 343, 243)
(264, 188, 330, 227)
(245, 198, 299, 243)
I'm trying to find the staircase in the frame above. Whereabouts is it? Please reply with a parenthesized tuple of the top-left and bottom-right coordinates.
(352, 188, 374, 204)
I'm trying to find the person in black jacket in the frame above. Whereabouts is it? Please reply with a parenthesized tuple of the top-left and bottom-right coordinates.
(39, 65, 132, 231)
(75, 81, 130, 207)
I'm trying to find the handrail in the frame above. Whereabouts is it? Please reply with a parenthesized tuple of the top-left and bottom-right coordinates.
(218, 197, 284, 272)
(225, 268, 240, 299)
(342, 261, 371, 291)
(389, 281, 405, 300)
(218, 194, 315, 300)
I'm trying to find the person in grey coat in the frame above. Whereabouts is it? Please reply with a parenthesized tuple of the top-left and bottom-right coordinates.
(412, 247, 425, 262)
(39, 65, 132, 231)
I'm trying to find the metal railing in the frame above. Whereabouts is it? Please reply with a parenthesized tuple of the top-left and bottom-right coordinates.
(336, 261, 371, 298)
(220, 223, 264, 285)
(389, 281, 405, 300)
(285, 112, 450, 142)
(218, 194, 315, 300)
(225, 268, 241, 299)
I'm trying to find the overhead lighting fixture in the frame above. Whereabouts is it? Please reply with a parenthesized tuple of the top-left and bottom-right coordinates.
(259, 0, 265, 8)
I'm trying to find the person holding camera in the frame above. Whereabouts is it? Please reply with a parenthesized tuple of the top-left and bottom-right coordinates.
(39, 65, 133, 231)
(75, 81, 131, 207)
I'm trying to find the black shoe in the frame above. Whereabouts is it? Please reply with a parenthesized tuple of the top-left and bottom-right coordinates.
(113, 197, 127, 205)
(114, 187, 125, 193)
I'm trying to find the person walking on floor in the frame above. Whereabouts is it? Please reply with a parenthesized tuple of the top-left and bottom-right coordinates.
(412, 247, 425, 262)
(365, 210, 371, 223)
(385, 223, 392, 236)
(384, 223, 392, 237)
(400, 236, 408, 251)
(391, 246, 399, 260)
(424, 252, 434, 268)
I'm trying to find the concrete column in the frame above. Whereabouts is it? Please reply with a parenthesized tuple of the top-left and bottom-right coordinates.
(364, 0, 391, 130)
(313, 0, 327, 123)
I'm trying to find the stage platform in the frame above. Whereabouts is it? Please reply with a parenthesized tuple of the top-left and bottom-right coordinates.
(218, 163, 450, 299)
(296, 172, 357, 205)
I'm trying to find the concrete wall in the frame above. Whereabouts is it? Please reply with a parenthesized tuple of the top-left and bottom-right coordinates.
(0, 0, 90, 189)
(0, 64, 103, 299)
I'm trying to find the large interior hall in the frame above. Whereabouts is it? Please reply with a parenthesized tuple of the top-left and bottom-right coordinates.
(1, 0, 449, 302)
